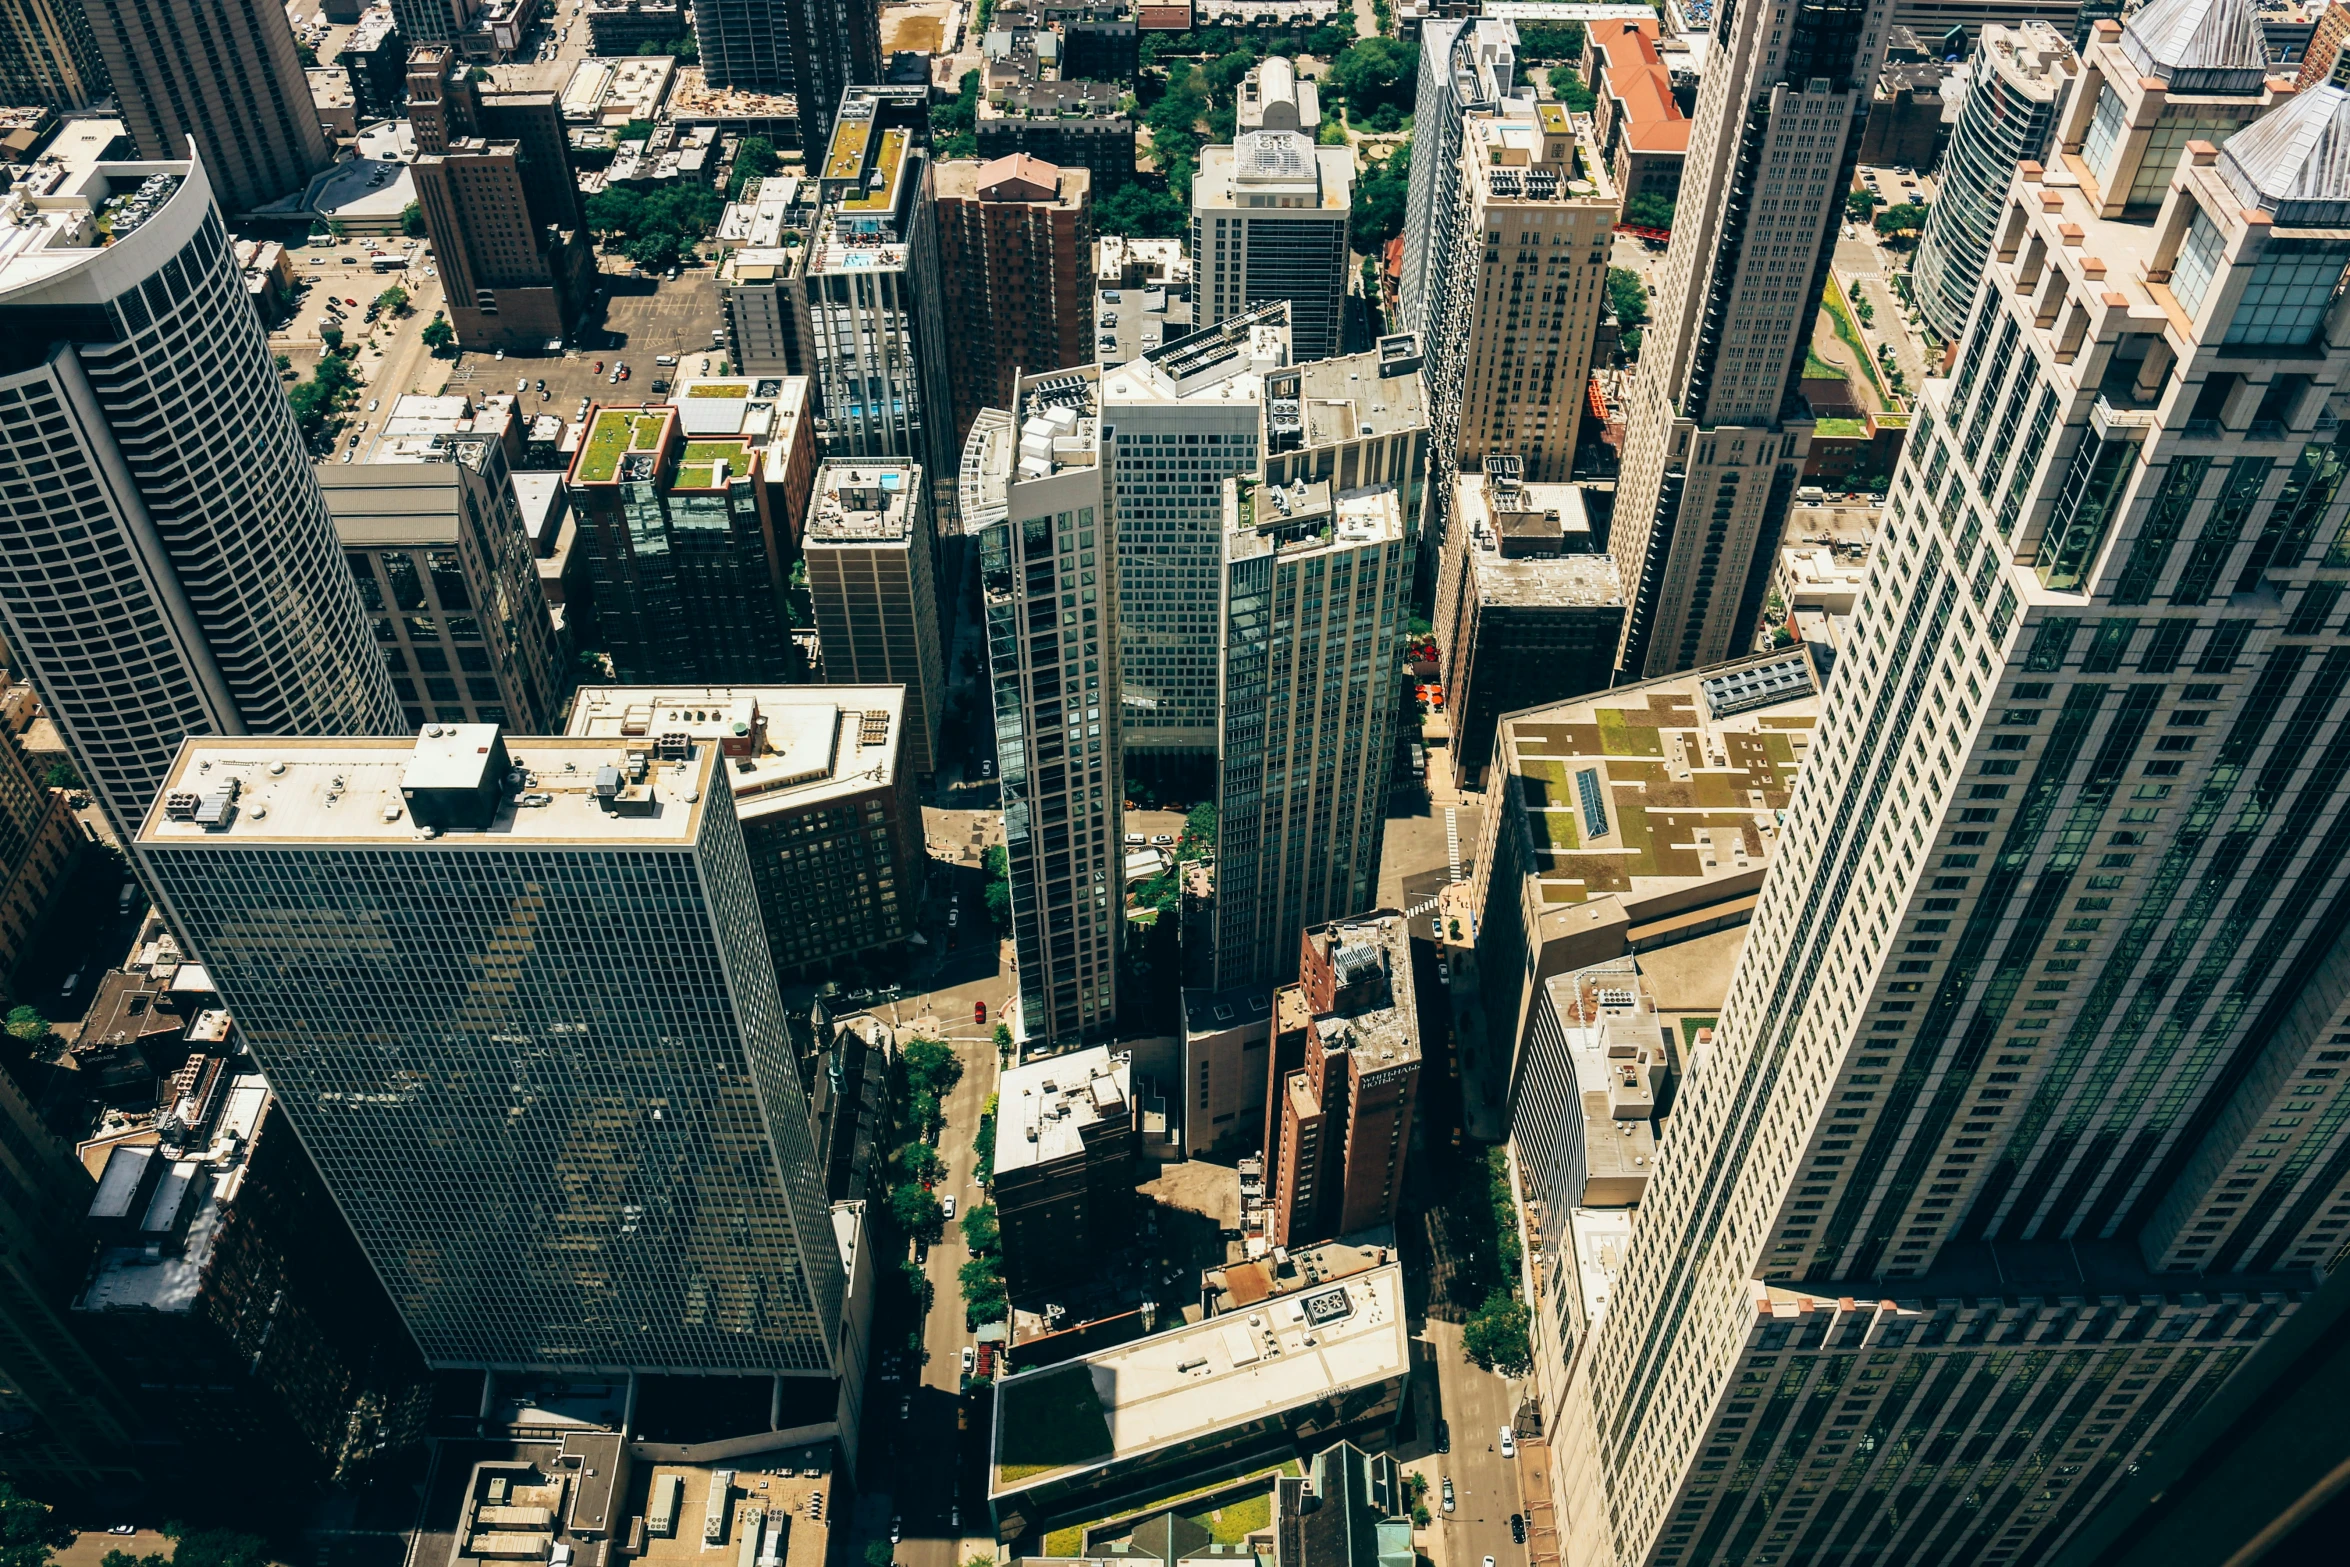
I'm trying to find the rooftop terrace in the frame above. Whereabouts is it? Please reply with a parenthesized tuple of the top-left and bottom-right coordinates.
(568, 686, 906, 817)
(807, 464, 921, 543)
(1497, 647, 1823, 907)
(572, 406, 674, 485)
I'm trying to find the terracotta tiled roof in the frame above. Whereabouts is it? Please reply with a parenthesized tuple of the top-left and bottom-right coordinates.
(977, 152, 1064, 199)
(1607, 63, 1690, 154)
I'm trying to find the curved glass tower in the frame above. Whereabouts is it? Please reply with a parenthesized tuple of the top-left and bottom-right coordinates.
(1913, 23, 2079, 343)
(0, 150, 399, 836)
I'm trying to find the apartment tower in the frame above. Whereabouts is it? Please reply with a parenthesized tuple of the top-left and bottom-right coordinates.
(1556, 15, 2350, 1565)
(695, 0, 882, 151)
(1192, 130, 1354, 363)
(965, 366, 1123, 1049)
(933, 154, 1095, 445)
(81, 0, 330, 215)
(411, 137, 597, 352)
(1604, 0, 1882, 680)
(134, 726, 844, 1376)
(802, 462, 944, 775)
(0, 0, 107, 107)
(1454, 100, 1620, 481)
(0, 153, 400, 842)
(1911, 23, 2079, 343)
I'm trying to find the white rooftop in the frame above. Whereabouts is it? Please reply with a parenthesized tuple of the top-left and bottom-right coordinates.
(567, 686, 907, 818)
(78, 1076, 270, 1314)
(990, 1262, 1410, 1494)
(995, 1044, 1132, 1174)
(1570, 1206, 1633, 1335)
(138, 734, 720, 848)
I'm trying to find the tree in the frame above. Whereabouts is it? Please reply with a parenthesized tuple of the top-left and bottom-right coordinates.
(1844, 187, 1881, 222)
(982, 843, 1012, 928)
(929, 75, 980, 162)
(0, 1007, 42, 1047)
(960, 1202, 1000, 1255)
(1351, 141, 1411, 252)
(325, 218, 348, 240)
(625, 228, 685, 272)
(864, 1542, 894, 1567)
(319, 325, 344, 355)
(901, 1036, 964, 1102)
(991, 1021, 1013, 1059)
(1623, 190, 1676, 230)
(1875, 201, 1930, 236)
(1178, 801, 1218, 858)
(1550, 67, 1598, 114)
(1094, 180, 1187, 239)
(161, 1535, 267, 1567)
(421, 318, 455, 351)
(1328, 38, 1419, 123)
(402, 200, 426, 238)
(43, 759, 79, 791)
(374, 285, 410, 315)
(1514, 22, 1585, 62)
(896, 1141, 946, 1186)
(958, 1254, 1007, 1326)
(889, 1181, 945, 1240)
(1461, 1290, 1533, 1376)
(585, 185, 648, 237)
(1607, 266, 1649, 325)
(273, 351, 293, 374)
(1145, 66, 1210, 189)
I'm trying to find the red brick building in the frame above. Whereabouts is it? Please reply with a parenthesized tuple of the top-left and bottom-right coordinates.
(933, 154, 1093, 442)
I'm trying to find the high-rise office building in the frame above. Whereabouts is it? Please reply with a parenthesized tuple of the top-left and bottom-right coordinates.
(804, 88, 959, 516)
(0, 1066, 142, 1505)
(0, 0, 107, 107)
(966, 365, 1124, 1049)
(1912, 23, 2078, 342)
(320, 435, 569, 734)
(1192, 130, 1354, 364)
(1100, 304, 1287, 757)
(802, 462, 943, 775)
(695, 0, 881, 151)
(934, 154, 1094, 445)
(1454, 101, 1620, 480)
(412, 137, 598, 352)
(0, 153, 401, 842)
(392, 0, 479, 43)
(568, 404, 798, 685)
(1400, 17, 1516, 339)
(1433, 459, 1624, 790)
(1604, 0, 1884, 681)
(1265, 913, 1420, 1248)
(2063, 0, 2273, 222)
(134, 726, 844, 1376)
(568, 686, 924, 978)
(0, 706, 78, 999)
(82, 0, 331, 216)
(1553, 26, 2350, 1565)
(1210, 477, 1411, 991)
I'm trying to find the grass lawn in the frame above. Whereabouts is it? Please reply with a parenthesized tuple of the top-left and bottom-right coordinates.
(995, 1364, 1113, 1485)
(1821, 276, 1893, 408)
(1681, 1016, 1718, 1048)
(1186, 1489, 1273, 1544)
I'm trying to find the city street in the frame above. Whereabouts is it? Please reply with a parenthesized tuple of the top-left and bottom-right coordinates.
(1410, 1321, 1530, 1567)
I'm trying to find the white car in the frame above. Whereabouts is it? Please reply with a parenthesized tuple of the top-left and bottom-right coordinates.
(960, 1346, 974, 1374)
(1499, 1426, 1517, 1459)
(942, 1194, 957, 1220)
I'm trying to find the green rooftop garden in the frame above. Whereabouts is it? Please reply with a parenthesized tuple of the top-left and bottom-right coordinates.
(674, 438, 751, 489)
(996, 1363, 1114, 1486)
(687, 382, 754, 398)
(575, 408, 669, 484)
(1813, 417, 1869, 439)
(841, 127, 909, 210)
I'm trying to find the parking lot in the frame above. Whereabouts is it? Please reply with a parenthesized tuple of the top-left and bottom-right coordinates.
(443, 263, 729, 419)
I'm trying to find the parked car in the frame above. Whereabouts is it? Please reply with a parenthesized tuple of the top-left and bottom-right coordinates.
(974, 1000, 988, 1025)
(942, 1194, 957, 1220)
(1151, 833, 1174, 846)
(1435, 1419, 1450, 1454)
(961, 1346, 975, 1374)
(1440, 1479, 1455, 1513)
(1510, 1516, 1526, 1544)
(1125, 832, 1146, 845)
(1499, 1426, 1517, 1459)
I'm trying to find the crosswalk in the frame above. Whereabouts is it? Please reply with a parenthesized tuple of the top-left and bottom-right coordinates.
(1445, 808, 1462, 882)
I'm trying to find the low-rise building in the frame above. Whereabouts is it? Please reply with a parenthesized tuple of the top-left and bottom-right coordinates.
(1586, 18, 1688, 208)
(567, 686, 924, 977)
(1092, 235, 1192, 368)
(987, 1260, 1410, 1543)
(308, 66, 359, 138)
(1432, 460, 1624, 790)
(1760, 514, 1873, 654)
(1265, 914, 1420, 1249)
(993, 1045, 1143, 1295)
(1178, 979, 1273, 1157)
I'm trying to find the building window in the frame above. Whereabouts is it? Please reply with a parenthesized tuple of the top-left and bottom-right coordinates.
(2225, 239, 2350, 348)
(2170, 209, 2225, 322)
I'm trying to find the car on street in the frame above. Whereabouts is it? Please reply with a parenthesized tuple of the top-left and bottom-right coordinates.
(1435, 1419, 1450, 1453)
(889, 1518, 901, 1545)
(1510, 1515, 1526, 1543)
(1440, 1479, 1455, 1513)
(1152, 833, 1174, 845)
(942, 1194, 957, 1220)
(1499, 1426, 1517, 1459)
(974, 1000, 987, 1025)
(961, 1346, 975, 1374)
(980, 758, 994, 777)
(1125, 832, 1146, 845)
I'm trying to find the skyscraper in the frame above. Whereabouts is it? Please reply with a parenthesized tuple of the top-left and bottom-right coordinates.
(0, 0, 107, 107)
(1100, 304, 1287, 759)
(934, 155, 1094, 445)
(804, 88, 959, 515)
(134, 726, 844, 1376)
(1192, 130, 1354, 363)
(1911, 23, 2078, 343)
(1604, 0, 1881, 680)
(0, 152, 401, 842)
(82, 0, 331, 216)
(1211, 475, 1412, 991)
(697, 0, 882, 167)
(412, 137, 599, 352)
(966, 365, 1123, 1049)
(802, 461, 944, 775)
(1551, 19, 2350, 1563)
(1453, 100, 1620, 480)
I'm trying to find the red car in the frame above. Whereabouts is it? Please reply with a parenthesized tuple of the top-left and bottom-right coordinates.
(974, 1001, 988, 1026)
(593, 360, 604, 373)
